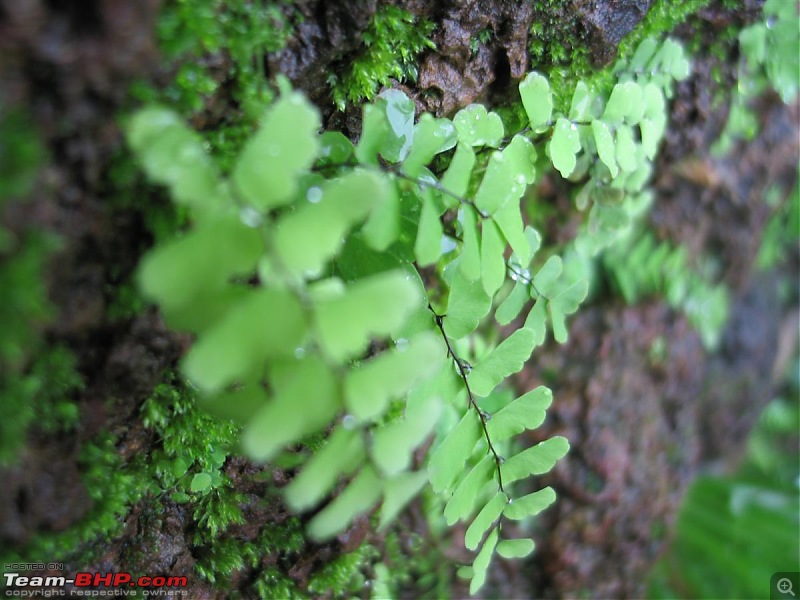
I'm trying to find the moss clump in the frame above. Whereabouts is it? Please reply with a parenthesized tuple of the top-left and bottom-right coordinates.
(328, 6, 435, 111)
(529, 0, 708, 111)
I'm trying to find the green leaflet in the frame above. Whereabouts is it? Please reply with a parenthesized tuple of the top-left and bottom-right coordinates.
(307, 465, 382, 540)
(524, 298, 547, 346)
(487, 386, 552, 442)
(459, 207, 482, 280)
(468, 328, 536, 397)
(344, 332, 443, 422)
(630, 37, 658, 72)
(616, 125, 638, 172)
(495, 281, 529, 326)
(313, 270, 421, 361)
(379, 470, 429, 530)
(274, 169, 386, 276)
(569, 80, 593, 121)
(496, 539, 535, 559)
(190, 473, 212, 493)
(138, 216, 262, 318)
(284, 427, 365, 512)
(503, 135, 537, 186)
(441, 143, 476, 198)
(592, 120, 619, 178)
(533, 255, 563, 297)
(474, 151, 514, 215)
(354, 90, 417, 165)
(503, 486, 557, 520)
(362, 181, 400, 251)
(403, 113, 457, 177)
(380, 89, 416, 163)
(519, 72, 552, 130)
(415, 187, 444, 266)
(317, 131, 355, 166)
(602, 81, 642, 124)
(241, 356, 338, 461)
(443, 269, 492, 339)
(429, 411, 483, 493)
(470, 527, 498, 595)
(500, 436, 570, 485)
(454, 104, 504, 147)
(233, 90, 320, 210)
(465, 491, 507, 550)
(371, 393, 442, 475)
(182, 289, 306, 393)
(199, 384, 268, 425)
(551, 278, 589, 316)
(481, 219, 506, 297)
(549, 118, 581, 178)
(127, 107, 223, 215)
(444, 455, 495, 525)
(492, 198, 531, 266)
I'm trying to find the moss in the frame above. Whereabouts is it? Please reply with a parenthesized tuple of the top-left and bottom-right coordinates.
(529, 0, 709, 111)
(328, 6, 435, 111)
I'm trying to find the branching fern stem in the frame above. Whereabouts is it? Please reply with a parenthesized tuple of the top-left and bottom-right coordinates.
(427, 303, 505, 494)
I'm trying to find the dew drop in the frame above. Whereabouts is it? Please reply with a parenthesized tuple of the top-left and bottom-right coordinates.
(267, 144, 280, 157)
(306, 186, 323, 203)
(395, 338, 409, 351)
(294, 347, 306, 359)
(342, 414, 357, 429)
(240, 206, 263, 228)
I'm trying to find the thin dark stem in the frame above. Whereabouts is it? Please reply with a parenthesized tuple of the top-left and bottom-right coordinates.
(428, 303, 505, 493)
(389, 168, 489, 219)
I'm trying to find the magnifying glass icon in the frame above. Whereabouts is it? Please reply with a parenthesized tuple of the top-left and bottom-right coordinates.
(778, 578, 796, 597)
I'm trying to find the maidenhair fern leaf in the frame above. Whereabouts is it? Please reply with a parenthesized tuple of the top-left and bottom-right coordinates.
(441, 143, 476, 198)
(496, 539, 535, 559)
(503, 486, 557, 520)
(459, 207, 482, 280)
(233, 90, 320, 210)
(443, 269, 493, 339)
(284, 427, 365, 512)
(274, 170, 386, 276)
(468, 328, 536, 397)
(495, 281, 529, 325)
(486, 386, 552, 442)
(454, 104, 504, 147)
(313, 270, 421, 361)
(501, 436, 570, 485)
(182, 289, 306, 393)
(615, 125, 638, 172)
(443, 455, 495, 525)
(429, 411, 483, 493)
(592, 120, 619, 178)
(524, 298, 547, 345)
(317, 131, 355, 166)
(127, 108, 223, 214)
(355, 102, 392, 165)
(470, 528, 499, 595)
(480, 220, 506, 297)
(493, 199, 531, 266)
(307, 465, 382, 540)
(403, 113, 457, 177)
(242, 356, 338, 461)
(569, 80, 593, 121)
(137, 217, 263, 318)
(532, 255, 563, 296)
(344, 332, 443, 422)
(519, 72, 552, 130)
(415, 187, 444, 266)
(380, 89, 416, 163)
(362, 182, 399, 251)
(475, 151, 514, 215)
(371, 394, 441, 475)
(549, 118, 581, 178)
(464, 491, 507, 551)
(379, 470, 429, 530)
